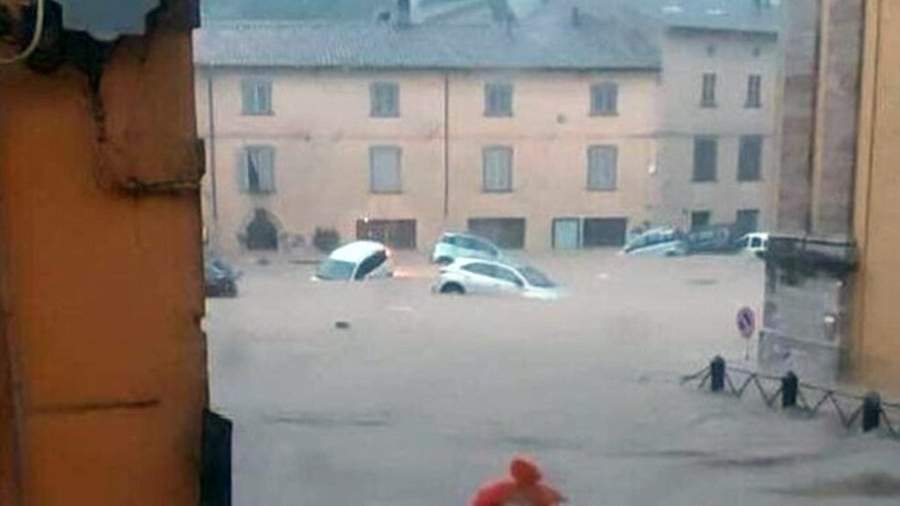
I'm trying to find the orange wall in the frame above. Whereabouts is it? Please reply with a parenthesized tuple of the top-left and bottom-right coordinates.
(0, 6, 206, 506)
(853, 0, 900, 393)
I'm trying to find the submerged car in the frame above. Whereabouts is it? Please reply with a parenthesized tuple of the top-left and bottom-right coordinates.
(205, 259, 239, 297)
(622, 227, 688, 256)
(431, 232, 502, 265)
(685, 224, 740, 254)
(315, 240, 393, 281)
(433, 258, 560, 300)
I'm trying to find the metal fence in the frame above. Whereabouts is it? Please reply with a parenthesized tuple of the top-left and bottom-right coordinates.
(681, 356, 900, 438)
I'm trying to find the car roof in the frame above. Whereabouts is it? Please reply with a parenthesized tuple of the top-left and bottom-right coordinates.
(442, 231, 495, 243)
(328, 240, 386, 262)
(452, 257, 522, 270)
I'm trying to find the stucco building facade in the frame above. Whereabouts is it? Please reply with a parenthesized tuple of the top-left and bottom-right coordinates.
(195, 0, 781, 254)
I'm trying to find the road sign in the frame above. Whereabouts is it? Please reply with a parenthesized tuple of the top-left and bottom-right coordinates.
(737, 306, 756, 339)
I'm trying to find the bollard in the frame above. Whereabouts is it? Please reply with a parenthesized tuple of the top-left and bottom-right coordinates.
(781, 371, 798, 408)
(862, 392, 881, 432)
(710, 356, 726, 392)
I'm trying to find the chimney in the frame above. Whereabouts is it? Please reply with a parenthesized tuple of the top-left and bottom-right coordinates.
(397, 0, 411, 27)
(571, 7, 581, 27)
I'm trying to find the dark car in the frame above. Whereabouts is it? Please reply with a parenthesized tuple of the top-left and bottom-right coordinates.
(205, 258, 239, 297)
(685, 224, 740, 254)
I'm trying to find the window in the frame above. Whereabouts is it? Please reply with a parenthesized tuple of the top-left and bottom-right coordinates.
(468, 218, 526, 249)
(462, 262, 495, 277)
(691, 211, 711, 230)
(370, 82, 399, 117)
(746, 74, 762, 108)
(491, 266, 523, 286)
(736, 209, 760, 235)
(485, 82, 513, 117)
(241, 79, 272, 115)
(370, 146, 402, 193)
(483, 146, 513, 192)
(693, 136, 718, 182)
(701, 73, 717, 107)
(738, 135, 763, 181)
(238, 146, 275, 194)
(354, 251, 388, 280)
(587, 145, 618, 191)
(590, 82, 618, 115)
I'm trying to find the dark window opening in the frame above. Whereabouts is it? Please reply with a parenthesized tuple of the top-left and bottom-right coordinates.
(485, 82, 513, 117)
(738, 135, 763, 181)
(468, 218, 525, 249)
(701, 73, 717, 107)
(245, 209, 279, 251)
(690, 211, 711, 231)
(693, 136, 718, 182)
(356, 219, 416, 249)
(582, 217, 627, 247)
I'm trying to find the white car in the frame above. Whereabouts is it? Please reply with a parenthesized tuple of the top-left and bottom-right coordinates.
(431, 232, 502, 265)
(433, 258, 560, 300)
(314, 240, 393, 281)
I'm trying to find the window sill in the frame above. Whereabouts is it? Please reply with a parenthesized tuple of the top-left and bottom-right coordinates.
(590, 111, 619, 117)
(243, 191, 276, 195)
(587, 187, 618, 192)
(700, 103, 717, 109)
(744, 104, 762, 109)
(370, 190, 404, 195)
(241, 111, 274, 117)
(482, 189, 513, 194)
(484, 113, 513, 118)
(691, 179, 718, 183)
(370, 114, 400, 119)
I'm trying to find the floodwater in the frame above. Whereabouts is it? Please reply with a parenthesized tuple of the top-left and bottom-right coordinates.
(205, 251, 900, 505)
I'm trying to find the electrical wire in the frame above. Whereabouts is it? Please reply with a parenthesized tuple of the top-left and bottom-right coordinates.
(0, 0, 45, 64)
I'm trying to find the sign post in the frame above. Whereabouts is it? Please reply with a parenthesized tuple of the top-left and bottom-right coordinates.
(736, 306, 756, 361)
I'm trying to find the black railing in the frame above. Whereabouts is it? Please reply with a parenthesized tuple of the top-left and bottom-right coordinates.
(681, 356, 899, 438)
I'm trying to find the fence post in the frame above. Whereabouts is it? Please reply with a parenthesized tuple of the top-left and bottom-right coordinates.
(862, 392, 881, 432)
(710, 356, 726, 392)
(781, 371, 798, 408)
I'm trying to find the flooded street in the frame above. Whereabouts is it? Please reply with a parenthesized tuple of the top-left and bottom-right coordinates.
(205, 252, 899, 505)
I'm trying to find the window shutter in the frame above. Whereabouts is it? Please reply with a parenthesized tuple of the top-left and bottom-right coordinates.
(483, 147, 511, 191)
(241, 82, 254, 114)
(588, 146, 617, 190)
(258, 147, 275, 192)
(237, 149, 250, 191)
(371, 147, 401, 192)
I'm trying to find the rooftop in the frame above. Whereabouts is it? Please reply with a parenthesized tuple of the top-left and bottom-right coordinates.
(195, 3, 661, 71)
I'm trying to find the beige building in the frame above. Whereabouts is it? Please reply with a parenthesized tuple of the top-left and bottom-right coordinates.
(194, 0, 781, 254)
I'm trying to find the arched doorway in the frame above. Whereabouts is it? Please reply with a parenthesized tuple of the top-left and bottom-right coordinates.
(245, 209, 279, 251)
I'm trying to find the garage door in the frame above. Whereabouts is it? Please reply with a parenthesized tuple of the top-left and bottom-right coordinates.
(356, 219, 417, 249)
(467, 218, 526, 249)
(582, 218, 628, 247)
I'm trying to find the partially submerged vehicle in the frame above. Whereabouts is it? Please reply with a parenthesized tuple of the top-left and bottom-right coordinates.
(622, 227, 688, 256)
(315, 240, 393, 281)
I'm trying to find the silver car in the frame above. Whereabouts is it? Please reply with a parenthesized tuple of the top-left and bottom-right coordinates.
(433, 258, 560, 300)
(431, 232, 502, 265)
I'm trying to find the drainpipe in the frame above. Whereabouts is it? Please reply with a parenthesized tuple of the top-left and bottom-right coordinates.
(443, 73, 450, 219)
(206, 72, 219, 223)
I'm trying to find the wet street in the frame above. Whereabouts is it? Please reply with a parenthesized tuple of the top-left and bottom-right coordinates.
(205, 251, 900, 505)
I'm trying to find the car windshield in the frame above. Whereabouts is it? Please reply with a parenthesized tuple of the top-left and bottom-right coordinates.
(315, 259, 356, 280)
(518, 266, 555, 288)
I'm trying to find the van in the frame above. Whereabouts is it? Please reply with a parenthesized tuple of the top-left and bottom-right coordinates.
(737, 232, 769, 257)
(315, 241, 393, 281)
